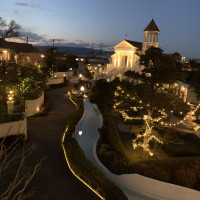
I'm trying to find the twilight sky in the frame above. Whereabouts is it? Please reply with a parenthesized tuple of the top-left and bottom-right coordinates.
(1, 0, 200, 58)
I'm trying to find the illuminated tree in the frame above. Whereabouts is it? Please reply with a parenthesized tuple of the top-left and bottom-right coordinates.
(121, 47, 187, 156)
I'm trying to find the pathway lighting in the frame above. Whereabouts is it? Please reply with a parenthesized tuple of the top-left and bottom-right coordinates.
(79, 130, 83, 136)
(80, 86, 84, 92)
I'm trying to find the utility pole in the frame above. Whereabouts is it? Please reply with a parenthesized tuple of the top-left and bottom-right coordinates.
(89, 42, 94, 57)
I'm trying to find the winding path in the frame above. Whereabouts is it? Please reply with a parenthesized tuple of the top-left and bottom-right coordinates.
(27, 83, 99, 200)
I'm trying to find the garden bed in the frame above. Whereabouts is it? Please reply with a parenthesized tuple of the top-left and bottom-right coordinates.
(97, 112, 200, 190)
(62, 97, 127, 200)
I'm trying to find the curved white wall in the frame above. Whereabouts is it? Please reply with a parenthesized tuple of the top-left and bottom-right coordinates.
(0, 117, 27, 139)
(25, 92, 44, 117)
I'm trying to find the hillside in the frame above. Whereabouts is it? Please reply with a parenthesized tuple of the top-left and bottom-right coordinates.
(35, 45, 114, 57)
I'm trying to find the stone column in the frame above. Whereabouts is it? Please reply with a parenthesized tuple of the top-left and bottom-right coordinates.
(7, 101, 14, 114)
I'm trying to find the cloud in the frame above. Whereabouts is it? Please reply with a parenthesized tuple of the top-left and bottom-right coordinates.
(19, 31, 46, 43)
(14, 1, 51, 11)
(13, 31, 114, 50)
(15, 2, 29, 6)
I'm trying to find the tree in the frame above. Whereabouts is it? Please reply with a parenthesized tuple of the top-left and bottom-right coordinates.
(124, 70, 140, 84)
(0, 17, 21, 39)
(139, 47, 184, 108)
(89, 79, 115, 112)
(82, 68, 94, 80)
(0, 135, 42, 200)
(129, 47, 187, 156)
(64, 53, 78, 74)
(191, 70, 200, 99)
(189, 59, 200, 70)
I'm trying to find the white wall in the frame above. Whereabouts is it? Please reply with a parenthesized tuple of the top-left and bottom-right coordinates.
(47, 78, 64, 85)
(25, 92, 44, 117)
(54, 72, 67, 78)
(116, 173, 200, 200)
(0, 117, 27, 139)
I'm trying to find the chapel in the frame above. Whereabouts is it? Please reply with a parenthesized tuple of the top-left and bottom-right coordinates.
(105, 19, 160, 81)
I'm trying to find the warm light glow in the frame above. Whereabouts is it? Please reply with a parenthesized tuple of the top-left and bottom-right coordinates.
(79, 130, 83, 136)
(36, 107, 40, 112)
(79, 74, 83, 78)
(3, 50, 8, 53)
(41, 54, 45, 58)
(62, 128, 105, 200)
(70, 68, 73, 71)
(80, 86, 84, 92)
(8, 97, 13, 101)
(9, 90, 13, 94)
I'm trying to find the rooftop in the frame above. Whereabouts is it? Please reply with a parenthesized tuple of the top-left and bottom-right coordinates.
(144, 19, 160, 32)
(0, 38, 38, 53)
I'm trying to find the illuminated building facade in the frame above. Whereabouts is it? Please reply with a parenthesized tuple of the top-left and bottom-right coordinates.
(105, 19, 160, 81)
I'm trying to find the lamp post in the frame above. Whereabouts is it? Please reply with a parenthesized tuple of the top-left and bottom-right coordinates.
(80, 85, 84, 93)
(7, 90, 14, 114)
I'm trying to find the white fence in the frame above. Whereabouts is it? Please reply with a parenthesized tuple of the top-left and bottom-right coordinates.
(0, 117, 27, 139)
(25, 92, 44, 117)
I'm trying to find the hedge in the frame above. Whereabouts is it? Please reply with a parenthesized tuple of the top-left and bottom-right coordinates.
(97, 114, 129, 174)
(63, 98, 127, 200)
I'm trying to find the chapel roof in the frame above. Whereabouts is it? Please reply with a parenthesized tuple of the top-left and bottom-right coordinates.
(144, 19, 160, 32)
(125, 40, 142, 51)
(0, 38, 38, 53)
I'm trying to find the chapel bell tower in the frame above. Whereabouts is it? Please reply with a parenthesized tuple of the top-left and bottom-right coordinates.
(142, 19, 160, 54)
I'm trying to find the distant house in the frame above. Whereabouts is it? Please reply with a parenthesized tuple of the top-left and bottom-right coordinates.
(0, 38, 43, 66)
(76, 56, 107, 79)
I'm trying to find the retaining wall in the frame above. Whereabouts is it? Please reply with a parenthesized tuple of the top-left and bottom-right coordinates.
(25, 92, 44, 117)
(0, 117, 27, 139)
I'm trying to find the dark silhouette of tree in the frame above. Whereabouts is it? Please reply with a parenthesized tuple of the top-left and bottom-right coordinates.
(0, 17, 21, 39)
(89, 79, 115, 112)
(191, 71, 200, 99)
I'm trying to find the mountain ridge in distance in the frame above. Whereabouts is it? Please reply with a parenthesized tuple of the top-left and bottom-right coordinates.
(35, 45, 114, 57)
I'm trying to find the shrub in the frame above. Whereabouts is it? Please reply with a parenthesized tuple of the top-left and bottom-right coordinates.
(97, 114, 129, 174)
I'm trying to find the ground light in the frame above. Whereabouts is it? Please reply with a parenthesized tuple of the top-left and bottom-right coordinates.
(62, 127, 105, 200)
(80, 86, 84, 92)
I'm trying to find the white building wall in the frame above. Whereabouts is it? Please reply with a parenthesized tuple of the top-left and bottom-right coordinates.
(25, 92, 44, 117)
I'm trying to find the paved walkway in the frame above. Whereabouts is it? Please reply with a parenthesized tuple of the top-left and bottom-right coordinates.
(27, 83, 99, 200)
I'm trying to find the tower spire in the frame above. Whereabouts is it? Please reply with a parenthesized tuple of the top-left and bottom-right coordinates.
(142, 19, 160, 54)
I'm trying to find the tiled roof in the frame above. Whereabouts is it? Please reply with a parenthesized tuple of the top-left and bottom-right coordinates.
(0, 38, 38, 53)
(125, 40, 142, 50)
(144, 19, 160, 32)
